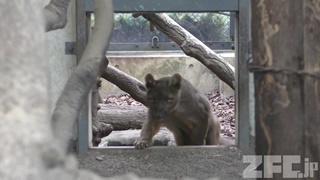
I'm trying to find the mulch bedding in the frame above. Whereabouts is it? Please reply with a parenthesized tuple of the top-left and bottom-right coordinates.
(103, 92, 235, 139)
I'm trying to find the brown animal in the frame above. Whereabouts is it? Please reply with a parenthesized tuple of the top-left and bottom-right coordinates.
(134, 73, 232, 149)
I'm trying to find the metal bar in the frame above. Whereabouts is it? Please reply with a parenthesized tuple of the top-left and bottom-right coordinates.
(91, 145, 229, 150)
(76, 0, 90, 154)
(60, 41, 234, 54)
(229, 12, 235, 41)
(86, 0, 239, 13)
(77, 99, 89, 154)
(107, 42, 234, 51)
(235, 0, 250, 150)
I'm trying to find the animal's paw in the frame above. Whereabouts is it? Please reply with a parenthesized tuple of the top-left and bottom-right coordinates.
(134, 138, 151, 149)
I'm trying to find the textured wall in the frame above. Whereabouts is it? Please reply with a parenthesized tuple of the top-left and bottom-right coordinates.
(44, 0, 77, 115)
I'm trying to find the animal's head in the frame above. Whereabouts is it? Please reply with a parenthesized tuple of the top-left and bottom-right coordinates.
(145, 73, 182, 120)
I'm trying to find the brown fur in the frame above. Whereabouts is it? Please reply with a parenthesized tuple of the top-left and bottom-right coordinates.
(134, 73, 233, 149)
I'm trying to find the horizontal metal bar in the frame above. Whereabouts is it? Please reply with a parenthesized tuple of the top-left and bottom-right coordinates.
(91, 145, 231, 150)
(108, 42, 234, 51)
(86, 0, 239, 13)
(64, 42, 234, 54)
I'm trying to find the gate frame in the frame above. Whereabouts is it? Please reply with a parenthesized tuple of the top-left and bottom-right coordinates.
(75, 0, 251, 154)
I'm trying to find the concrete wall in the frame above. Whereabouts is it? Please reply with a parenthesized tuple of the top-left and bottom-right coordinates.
(100, 51, 235, 99)
(44, 0, 77, 115)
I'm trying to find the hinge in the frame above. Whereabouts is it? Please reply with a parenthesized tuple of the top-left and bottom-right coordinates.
(65, 42, 75, 55)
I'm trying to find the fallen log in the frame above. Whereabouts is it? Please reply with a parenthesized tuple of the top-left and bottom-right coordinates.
(98, 104, 147, 130)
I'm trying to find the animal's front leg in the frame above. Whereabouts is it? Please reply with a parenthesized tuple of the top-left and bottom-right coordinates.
(190, 118, 209, 145)
(134, 120, 160, 149)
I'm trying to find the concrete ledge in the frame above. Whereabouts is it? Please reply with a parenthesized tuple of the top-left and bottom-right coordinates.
(77, 146, 251, 179)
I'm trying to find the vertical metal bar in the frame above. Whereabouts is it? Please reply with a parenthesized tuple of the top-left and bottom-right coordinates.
(77, 99, 89, 154)
(235, 0, 250, 150)
(229, 12, 235, 41)
(76, 0, 90, 154)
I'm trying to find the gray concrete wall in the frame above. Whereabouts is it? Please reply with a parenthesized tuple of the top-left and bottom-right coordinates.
(100, 51, 235, 99)
(219, 52, 235, 99)
(44, 0, 77, 115)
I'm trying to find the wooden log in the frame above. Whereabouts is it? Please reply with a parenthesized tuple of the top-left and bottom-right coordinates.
(252, 1, 305, 179)
(98, 104, 147, 130)
(303, 1, 320, 179)
(102, 65, 147, 106)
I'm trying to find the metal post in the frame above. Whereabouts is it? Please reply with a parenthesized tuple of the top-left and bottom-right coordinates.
(76, 0, 91, 154)
(235, 0, 250, 150)
(229, 12, 235, 41)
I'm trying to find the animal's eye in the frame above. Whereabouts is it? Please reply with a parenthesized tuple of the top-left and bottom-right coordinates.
(167, 98, 173, 102)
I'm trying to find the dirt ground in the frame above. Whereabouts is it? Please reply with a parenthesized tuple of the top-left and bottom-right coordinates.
(76, 93, 254, 179)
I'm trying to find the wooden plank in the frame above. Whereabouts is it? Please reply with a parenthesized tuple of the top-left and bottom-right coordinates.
(235, 0, 250, 150)
(303, 1, 320, 179)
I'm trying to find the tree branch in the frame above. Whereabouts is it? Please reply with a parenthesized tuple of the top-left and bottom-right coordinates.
(44, 0, 72, 32)
(141, 13, 235, 90)
(51, 0, 114, 153)
(102, 65, 148, 106)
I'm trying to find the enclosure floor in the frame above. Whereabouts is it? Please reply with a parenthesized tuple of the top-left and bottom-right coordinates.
(77, 146, 254, 180)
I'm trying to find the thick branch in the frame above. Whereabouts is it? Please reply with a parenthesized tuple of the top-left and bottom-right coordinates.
(142, 13, 235, 89)
(44, 0, 72, 32)
(102, 65, 147, 106)
(51, 0, 114, 152)
(98, 105, 147, 130)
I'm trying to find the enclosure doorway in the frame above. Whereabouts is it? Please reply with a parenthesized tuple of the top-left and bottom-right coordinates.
(75, 0, 251, 154)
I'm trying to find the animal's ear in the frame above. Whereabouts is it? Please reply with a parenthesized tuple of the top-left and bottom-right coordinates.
(145, 73, 155, 89)
(170, 73, 182, 89)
